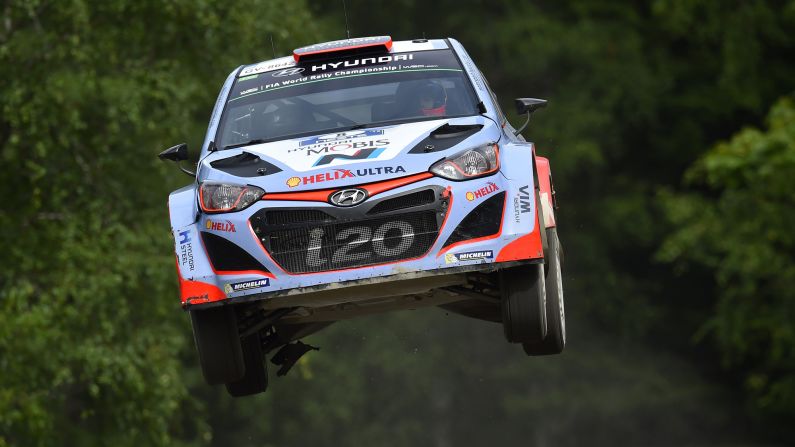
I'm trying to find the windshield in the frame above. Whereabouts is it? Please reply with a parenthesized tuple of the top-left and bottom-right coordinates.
(216, 49, 480, 149)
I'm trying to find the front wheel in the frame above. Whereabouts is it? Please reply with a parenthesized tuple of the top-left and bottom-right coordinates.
(225, 333, 268, 397)
(190, 306, 245, 385)
(501, 262, 548, 344)
(523, 228, 566, 355)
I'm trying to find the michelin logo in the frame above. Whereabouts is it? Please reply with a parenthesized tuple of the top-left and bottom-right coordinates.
(445, 250, 494, 264)
(224, 278, 270, 294)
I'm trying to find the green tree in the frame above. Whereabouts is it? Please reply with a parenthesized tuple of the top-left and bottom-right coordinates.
(310, 0, 795, 335)
(0, 1, 323, 445)
(2, 0, 793, 445)
(308, 0, 795, 441)
(659, 97, 795, 436)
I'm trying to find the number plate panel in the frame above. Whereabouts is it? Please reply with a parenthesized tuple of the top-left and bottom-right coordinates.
(262, 211, 439, 273)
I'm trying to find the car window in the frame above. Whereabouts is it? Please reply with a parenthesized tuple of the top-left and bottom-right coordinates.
(481, 72, 507, 126)
(216, 49, 480, 148)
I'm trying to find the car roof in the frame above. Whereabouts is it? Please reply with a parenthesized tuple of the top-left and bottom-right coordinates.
(237, 38, 452, 78)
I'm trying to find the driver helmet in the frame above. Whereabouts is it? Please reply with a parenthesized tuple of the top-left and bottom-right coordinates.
(417, 81, 447, 116)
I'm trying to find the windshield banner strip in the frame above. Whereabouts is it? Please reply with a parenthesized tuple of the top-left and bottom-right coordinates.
(229, 68, 464, 103)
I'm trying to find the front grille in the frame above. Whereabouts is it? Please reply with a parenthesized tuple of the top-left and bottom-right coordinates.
(367, 189, 436, 215)
(256, 211, 439, 273)
(264, 209, 335, 225)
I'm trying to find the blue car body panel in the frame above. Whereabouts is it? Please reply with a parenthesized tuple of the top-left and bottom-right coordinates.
(168, 38, 546, 308)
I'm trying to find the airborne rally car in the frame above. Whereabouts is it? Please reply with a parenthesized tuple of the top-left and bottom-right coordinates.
(160, 36, 564, 397)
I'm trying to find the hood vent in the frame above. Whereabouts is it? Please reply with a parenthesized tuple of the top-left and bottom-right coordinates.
(209, 151, 282, 177)
(408, 123, 483, 154)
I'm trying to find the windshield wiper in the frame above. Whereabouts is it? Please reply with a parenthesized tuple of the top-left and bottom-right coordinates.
(222, 139, 269, 151)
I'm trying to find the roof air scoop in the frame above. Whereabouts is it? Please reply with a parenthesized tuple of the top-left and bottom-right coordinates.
(293, 36, 392, 63)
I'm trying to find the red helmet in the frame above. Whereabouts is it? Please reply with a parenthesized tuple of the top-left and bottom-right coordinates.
(418, 82, 447, 116)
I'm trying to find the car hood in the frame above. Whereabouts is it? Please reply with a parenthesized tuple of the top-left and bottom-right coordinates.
(198, 116, 501, 192)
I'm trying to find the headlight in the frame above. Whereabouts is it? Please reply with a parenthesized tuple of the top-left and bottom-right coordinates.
(199, 182, 264, 213)
(429, 143, 499, 181)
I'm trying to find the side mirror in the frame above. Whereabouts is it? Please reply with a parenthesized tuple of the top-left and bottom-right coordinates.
(513, 98, 547, 136)
(158, 143, 195, 177)
(514, 98, 548, 115)
(158, 143, 188, 162)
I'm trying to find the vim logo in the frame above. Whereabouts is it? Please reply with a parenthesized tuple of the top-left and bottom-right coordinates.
(518, 185, 532, 213)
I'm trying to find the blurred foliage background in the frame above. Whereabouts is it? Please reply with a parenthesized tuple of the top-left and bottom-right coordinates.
(0, 0, 793, 445)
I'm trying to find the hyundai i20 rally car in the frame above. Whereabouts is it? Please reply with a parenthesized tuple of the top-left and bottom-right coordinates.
(160, 36, 565, 397)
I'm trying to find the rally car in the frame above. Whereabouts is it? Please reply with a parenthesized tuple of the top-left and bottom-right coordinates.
(160, 36, 564, 397)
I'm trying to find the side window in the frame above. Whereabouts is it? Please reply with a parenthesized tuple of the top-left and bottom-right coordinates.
(480, 71, 507, 125)
(480, 71, 523, 140)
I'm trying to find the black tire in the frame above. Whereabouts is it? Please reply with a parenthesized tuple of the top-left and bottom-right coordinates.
(226, 333, 268, 397)
(501, 262, 547, 344)
(523, 229, 566, 355)
(190, 306, 244, 385)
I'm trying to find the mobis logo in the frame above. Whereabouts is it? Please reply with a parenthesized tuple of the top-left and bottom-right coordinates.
(286, 166, 406, 187)
(291, 134, 390, 160)
(290, 134, 391, 165)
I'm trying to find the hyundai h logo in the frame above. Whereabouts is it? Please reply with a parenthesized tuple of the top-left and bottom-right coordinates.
(329, 188, 367, 207)
(272, 67, 305, 77)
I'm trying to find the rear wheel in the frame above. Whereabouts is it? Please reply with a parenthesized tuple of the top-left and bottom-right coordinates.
(190, 306, 245, 385)
(225, 333, 268, 397)
(501, 262, 547, 344)
(523, 229, 565, 355)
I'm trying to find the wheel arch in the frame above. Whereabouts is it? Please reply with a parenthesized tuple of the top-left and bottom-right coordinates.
(168, 184, 199, 229)
(533, 152, 556, 229)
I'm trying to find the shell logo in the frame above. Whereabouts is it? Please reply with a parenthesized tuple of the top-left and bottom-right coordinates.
(465, 191, 475, 201)
(286, 177, 301, 188)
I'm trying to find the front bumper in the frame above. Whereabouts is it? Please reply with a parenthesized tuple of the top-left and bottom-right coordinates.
(172, 172, 543, 308)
